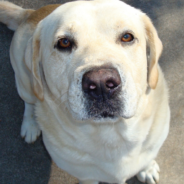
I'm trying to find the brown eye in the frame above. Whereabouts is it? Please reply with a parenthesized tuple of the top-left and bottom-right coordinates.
(121, 33, 134, 42)
(57, 38, 71, 48)
(58, 38, 71, 47)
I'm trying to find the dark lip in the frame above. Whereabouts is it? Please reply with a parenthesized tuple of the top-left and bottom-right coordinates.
(100, 111, 115, 118)
(89, 108, 120, 119)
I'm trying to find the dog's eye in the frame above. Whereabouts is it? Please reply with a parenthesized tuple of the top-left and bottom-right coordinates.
(57, 38, 72, 49)
(121, 33, 134, 42)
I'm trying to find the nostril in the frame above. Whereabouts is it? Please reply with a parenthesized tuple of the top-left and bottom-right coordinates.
(106, 80, 117, 89)
(89, 83, 97, 90)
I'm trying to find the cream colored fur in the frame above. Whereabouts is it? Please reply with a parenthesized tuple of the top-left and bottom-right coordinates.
(0, 0, 170, 184)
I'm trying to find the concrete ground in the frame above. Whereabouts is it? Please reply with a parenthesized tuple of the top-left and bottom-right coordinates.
(0, 0, 184, 184)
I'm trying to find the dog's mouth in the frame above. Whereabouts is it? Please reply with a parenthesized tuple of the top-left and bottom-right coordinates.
(101, 111, 115, 118)
(84, 93, 122, 120)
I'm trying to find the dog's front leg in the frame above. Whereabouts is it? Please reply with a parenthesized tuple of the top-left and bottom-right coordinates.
(136, 160, 160, 184)
(79, 180, 99, 184)
(20, 102, 41, 143)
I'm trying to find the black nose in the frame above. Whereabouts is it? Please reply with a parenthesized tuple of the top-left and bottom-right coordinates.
(82, 68, 121, 100)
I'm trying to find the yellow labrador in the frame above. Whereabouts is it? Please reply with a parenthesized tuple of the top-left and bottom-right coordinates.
(0, 0, 170, 183)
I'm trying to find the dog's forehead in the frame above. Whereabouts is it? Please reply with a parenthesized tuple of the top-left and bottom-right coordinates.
(46, 0, 143, 33)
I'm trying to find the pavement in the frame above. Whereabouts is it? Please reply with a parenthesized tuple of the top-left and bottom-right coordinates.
(0, 0, 184, 184)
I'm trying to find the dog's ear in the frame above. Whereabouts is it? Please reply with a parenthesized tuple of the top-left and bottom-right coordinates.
(25, 24, 44, 101)
(142, 14, 163, 89)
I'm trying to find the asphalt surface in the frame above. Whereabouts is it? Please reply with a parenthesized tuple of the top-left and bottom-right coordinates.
(0, 0, 184, 184)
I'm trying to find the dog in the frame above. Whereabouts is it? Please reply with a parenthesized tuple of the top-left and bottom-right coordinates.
(0, 0, 170, 183)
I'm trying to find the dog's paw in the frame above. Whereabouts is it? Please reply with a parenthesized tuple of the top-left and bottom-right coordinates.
(21, 116, 41, 143)
(136, 160, 160, 184)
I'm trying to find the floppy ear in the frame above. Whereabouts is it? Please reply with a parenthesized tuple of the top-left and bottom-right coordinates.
(142, 14, 163, 89)
(25, 25, 44, 101)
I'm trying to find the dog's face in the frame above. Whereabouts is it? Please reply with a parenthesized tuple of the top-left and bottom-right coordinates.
(26, 0, 162, 123)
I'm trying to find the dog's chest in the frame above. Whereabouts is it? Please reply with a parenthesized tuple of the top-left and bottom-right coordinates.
(43, 128, 144, 183)
(37, 102, 146, 182)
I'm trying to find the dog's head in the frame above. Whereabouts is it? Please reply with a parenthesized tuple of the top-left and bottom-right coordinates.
(25, 0, 162, 123)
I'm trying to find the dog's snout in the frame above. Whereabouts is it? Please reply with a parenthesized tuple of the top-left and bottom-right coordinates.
(82, 68, 121, 99)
